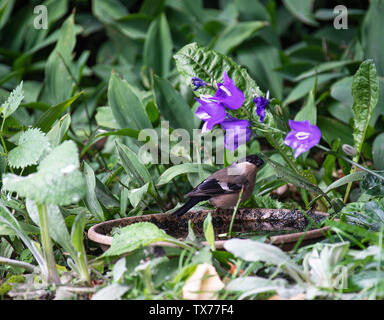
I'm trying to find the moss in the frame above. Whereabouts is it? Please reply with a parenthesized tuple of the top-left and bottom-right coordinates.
(0, 275, 25, 296)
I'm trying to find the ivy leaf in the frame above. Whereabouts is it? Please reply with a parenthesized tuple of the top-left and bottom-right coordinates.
(0, 81, 24, 119)
(8, 128, 50, 169)
(2, 141, 86, 206)
(352, 60, 379, 159)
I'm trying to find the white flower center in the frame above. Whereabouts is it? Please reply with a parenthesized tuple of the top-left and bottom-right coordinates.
(295, 131, 310, 140)
(220, 85, 232, 97)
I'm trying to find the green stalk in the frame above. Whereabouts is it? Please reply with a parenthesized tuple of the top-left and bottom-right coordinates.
(228, 187, 244, 238)
(36, 202, 61, 284)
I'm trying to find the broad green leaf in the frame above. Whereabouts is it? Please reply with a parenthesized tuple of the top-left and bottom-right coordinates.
(203, 212, 215, 251)
(373, 133, 384, 171)
(213, 21, 268, 55)
(153, 75, 195, 134)
(34, 92, 82, 132)
(294, 89, 317, 125)
(8, 128, 50, 169)
(45, 14, 76, 105)
(95, 106, 119, 129)
(2, 141, 86, 206)
(46, 113, 71, 147)
(116, 141, 152, 185)
(351, 60, 379, 158)
(0, 81, 23, 118)
(282, 0, 318, 26)
(26, 199, 77, 259)
(143, 13, 172, 77)
(237, 41, 283, 100)
(294, 61, 358, 82)
(103, 222, 182, 257)
(92, 0, 128, 24)
(362, 0, 384, 77)
(117, 14, 152, 40)
(127, 182, 149, 208)
(108, 72, 152, 130)
(224, 239, 306, 281)
(284, 73, 343, 105)
(318, 116, 354, 146)
(174, 42, 263, 111)
(84, 162, 104, 221)
(157, 163, 215, 186)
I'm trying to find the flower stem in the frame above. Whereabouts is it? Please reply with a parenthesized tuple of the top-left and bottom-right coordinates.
(228, 187, 244, 238)
(36, 202, 61, 284)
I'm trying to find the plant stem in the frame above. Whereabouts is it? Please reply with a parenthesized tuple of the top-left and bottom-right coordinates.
(228, 187, 244, 238)
(36, 202, 61, 284)
(0, 257, 40, 274)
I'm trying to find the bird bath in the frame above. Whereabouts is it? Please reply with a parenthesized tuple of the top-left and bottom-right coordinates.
(88, 208, 330, 252)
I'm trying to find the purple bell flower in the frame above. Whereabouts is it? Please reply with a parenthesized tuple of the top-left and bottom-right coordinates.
(284, 120, 321, 159)
(220, 115, 252, 151)
(208, 71, 244, 110)
(191, 77, 207, 91)
(254, 95, 269, 122)
(195, 97, 226, 133)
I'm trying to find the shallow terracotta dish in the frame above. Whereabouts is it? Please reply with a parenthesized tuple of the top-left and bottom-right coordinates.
(88, 208, 330, 252)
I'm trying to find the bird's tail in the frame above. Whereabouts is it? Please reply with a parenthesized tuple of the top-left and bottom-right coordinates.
(172, 196, 210, 217)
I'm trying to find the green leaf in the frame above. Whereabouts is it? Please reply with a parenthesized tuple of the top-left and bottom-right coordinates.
(116, 141, 152, 185)
(95, 106, 119, 129)
(373, 133, 384, 171)
(0, 81, 23, 119)
(108, 72, 152, 131)
(174, 42, 263, 111)
(25, 199, 77, 259)
(213, 21, 268, 55)
(103, 222, 181, 257)
(2, 141, 86, 206)
(282, 0, 318, 26)
(153, 75, 195, 134)
(224, 239, 306, 281)
(84, 162, 104, 221)
(262, 154, 330, 203)
(157, 163, 214, 186)
(8, 128, 50, 169)
(203, 212, 215, 251)
(34, 92, 82, 133)
(45, 14, 76, 105)
(116, 14, 152, 40)
(294, 89, 316, 125)
(362, 0, 384, 77)
(127, 182, 149, 208)
(46, 113, 71, 148)
(143, 13, 172, 77)
(93, 0, 128, 24)
(352, 60, 379, 158)
(323, 171, 367, 194)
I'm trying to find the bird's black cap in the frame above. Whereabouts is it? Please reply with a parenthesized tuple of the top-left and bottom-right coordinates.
(244, 154, 264, 167)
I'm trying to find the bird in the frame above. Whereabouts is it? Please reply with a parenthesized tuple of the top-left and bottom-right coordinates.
(172, 154, 265, 217)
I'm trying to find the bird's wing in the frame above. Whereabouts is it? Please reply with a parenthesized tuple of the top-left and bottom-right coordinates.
(185, 177, 248, 197)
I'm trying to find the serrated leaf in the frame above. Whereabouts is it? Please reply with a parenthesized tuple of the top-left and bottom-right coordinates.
(8, 128, 50, 169)
(2, 141, 86, 206)
(352, 60, 379, 158)
(103, 222, 176, 257)
(174, 42, 263, 111)
(0, 81, 24, 118)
